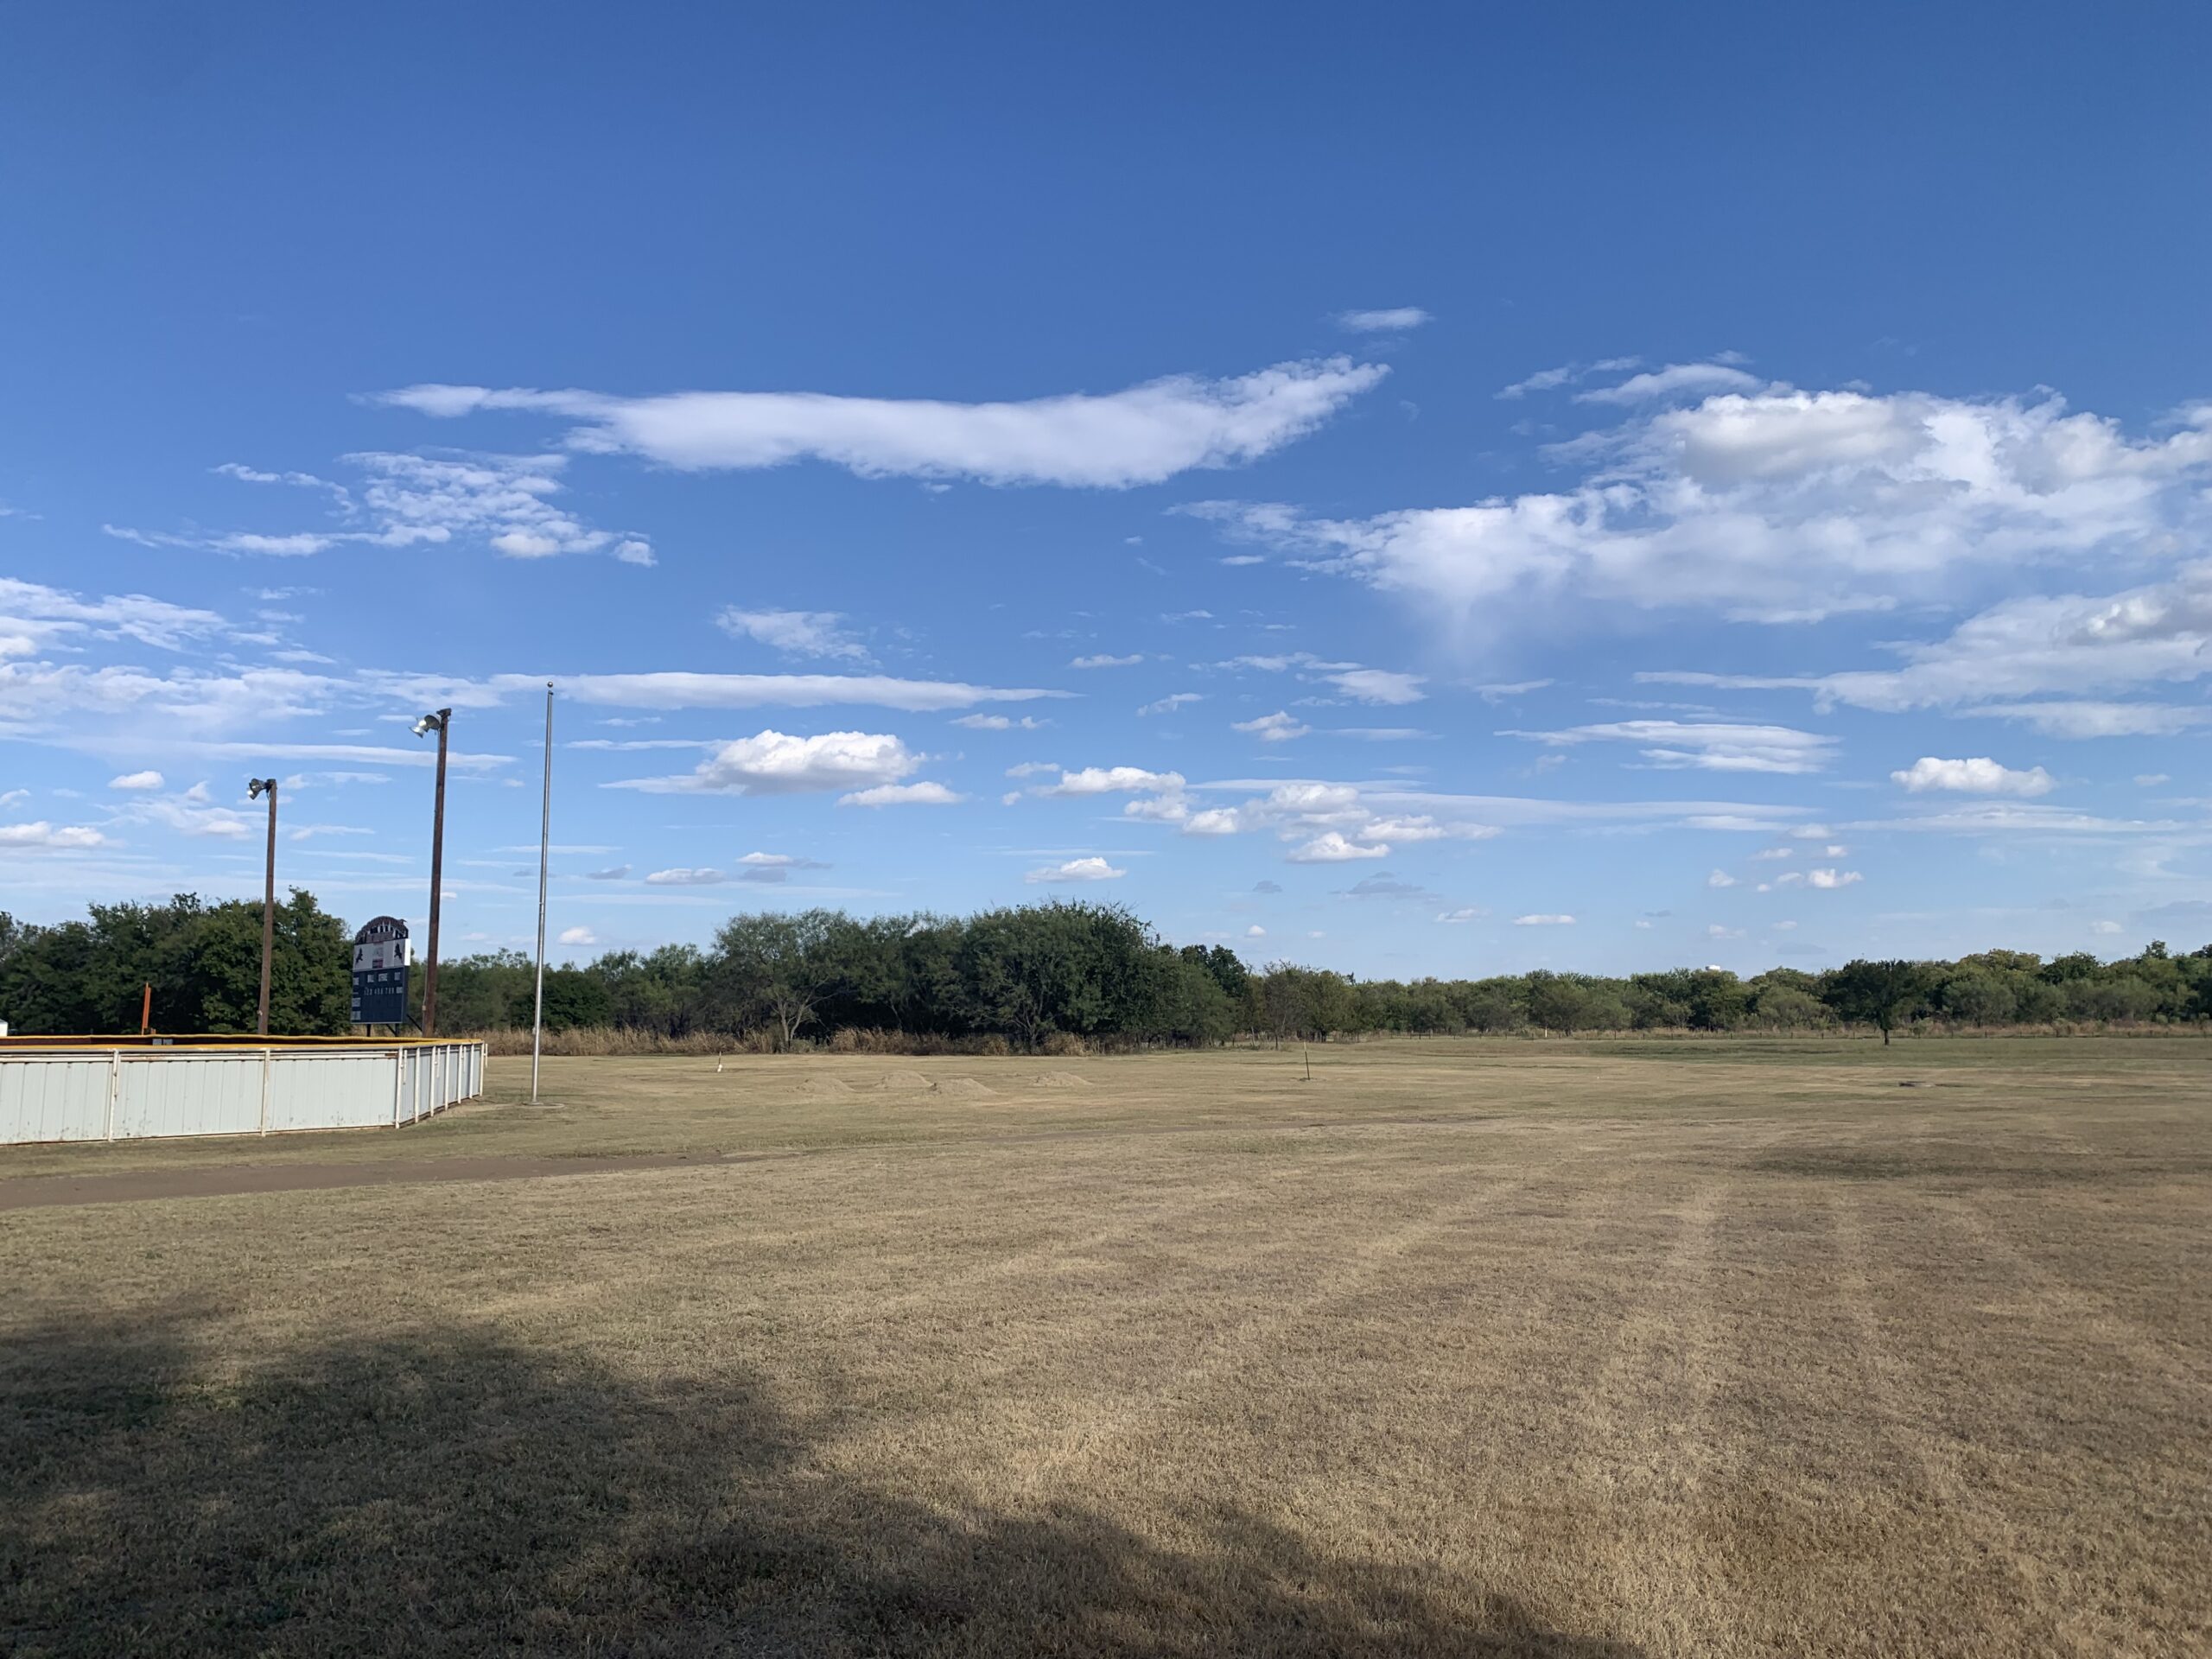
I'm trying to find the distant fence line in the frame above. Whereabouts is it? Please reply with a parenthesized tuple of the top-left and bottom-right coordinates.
(0, 1039, 486, 1146)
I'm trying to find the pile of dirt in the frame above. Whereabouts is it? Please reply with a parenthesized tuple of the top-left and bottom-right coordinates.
(934, 1076, 998, 1097)
(1030, 1071, 1090, 1089)
(869, 1070, 934, 1092)
(798, 1077, 855, 1098)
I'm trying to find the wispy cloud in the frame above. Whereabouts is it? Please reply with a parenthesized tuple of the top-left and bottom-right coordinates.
(1337, 307, 1431, 334)
(110, 451, 655, 564)
(716, 607, 868, 662)
(373, 358, 1388, 489)
(1503, 720, 1835, 775)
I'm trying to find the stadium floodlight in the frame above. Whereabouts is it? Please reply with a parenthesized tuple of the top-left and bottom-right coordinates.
(248, 777, 276, 801)
(410, 713, 443, 738)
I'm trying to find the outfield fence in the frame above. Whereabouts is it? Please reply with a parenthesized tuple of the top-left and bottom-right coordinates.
(0, 1038, 486, 1146)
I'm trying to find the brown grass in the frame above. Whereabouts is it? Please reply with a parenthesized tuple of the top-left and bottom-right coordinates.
(2, 1038, 2207, 1656)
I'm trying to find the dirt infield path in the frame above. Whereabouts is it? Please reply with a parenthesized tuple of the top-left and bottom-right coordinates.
(0, 1153, 714, 1211)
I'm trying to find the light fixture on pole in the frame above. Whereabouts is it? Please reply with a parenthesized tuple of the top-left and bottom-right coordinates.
(411, 708, 453, 1037)
(531, 682, 553, 1103)
(247, 778, 279, 1036)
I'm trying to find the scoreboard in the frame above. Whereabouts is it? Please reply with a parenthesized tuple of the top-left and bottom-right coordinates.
(352, 915, 411, 1027)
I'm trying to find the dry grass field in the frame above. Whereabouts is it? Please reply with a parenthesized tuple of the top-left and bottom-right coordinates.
(3, 1038, 2208, 1656)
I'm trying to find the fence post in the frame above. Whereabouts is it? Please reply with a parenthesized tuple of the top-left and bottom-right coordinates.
(391, 1047, 403, 1128)
(106, 1049, 120, 1141)
(259, 1047, 272, 1135)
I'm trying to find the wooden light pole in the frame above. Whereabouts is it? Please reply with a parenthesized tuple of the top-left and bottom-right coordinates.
(413, 709, 453, 1036)
(248, 778, 279, 1035)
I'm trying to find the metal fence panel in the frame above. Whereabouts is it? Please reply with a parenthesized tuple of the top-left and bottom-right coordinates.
(0, 1055, 112, 1143)
(266, 1052, 399, 1133)
(0, 1041, 486, 1146)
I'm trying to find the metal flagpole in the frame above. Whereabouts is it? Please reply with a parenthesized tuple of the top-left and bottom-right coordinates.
(531, 682, 552, 1102)
(249, 778, 278, 1035)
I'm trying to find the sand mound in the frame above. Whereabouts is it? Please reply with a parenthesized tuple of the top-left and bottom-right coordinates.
(798, 1077, 855, 1098)
(935, 1076, 998, 1097)
(869, 1069, 934, 1092)
(1031, 1071, 1090, 1089)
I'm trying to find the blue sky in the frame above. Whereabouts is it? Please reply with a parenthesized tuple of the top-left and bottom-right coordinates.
(5, 3, 2212, 976)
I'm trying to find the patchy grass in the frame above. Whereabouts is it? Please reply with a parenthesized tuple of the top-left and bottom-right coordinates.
(2, 1039, 2207, 1655)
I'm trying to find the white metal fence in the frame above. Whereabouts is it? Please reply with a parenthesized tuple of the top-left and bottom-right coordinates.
(0, 1041, 486, 1146)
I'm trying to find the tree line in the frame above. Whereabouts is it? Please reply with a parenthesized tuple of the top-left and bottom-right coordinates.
(3, 893, 2209, 1045)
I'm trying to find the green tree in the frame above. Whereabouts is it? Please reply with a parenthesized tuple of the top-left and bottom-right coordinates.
(1822, 959, 1925, 1045)
(713, 909, 855, 1050)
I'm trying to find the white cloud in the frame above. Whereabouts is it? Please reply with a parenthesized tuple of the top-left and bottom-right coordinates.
(2091, 920, 2124, 936)
(1197, 389, 2212, 631)
(1513, 913, 1576, 926)
(1496, 357, 1643, 399)
(1574, 361, 1764, 405)
(0, 578, 228, 653)
(1039, 766, 1186, 797)
(1122, 794, 1191, 824)
(1337, 307, 1431, 334)
(1707, 868, 1738, 887)
(1504, 720, 1834, 774)
(644, 868, 728, 885)
(1005, 761, 1059, 779)
(1435, 906, 1484, 924)
(1286, 830, 1389, 863)
(953, 713, 1048, 730)
(1891, 756, 2056, 797)
(557, 925, 599, 946)
(840, 781, 964, 807)
(467, 671, 1065, 715)
(1475, 679, 1554, 701)
(1707, 923, 1747, 940)
(2136, 773, 2171, 786)
(108, 771, 164, 791)
(1232, 710, 1309, 743)
(1071, 652, 1144, 669)
(0, 821, 106, 849)
(1807, 868, 1863, 889)
(1359, 815, 1497, 844)
(623, 729, 917, 796)
(1138, 692, 1204, 715)
(716, 608, 868, 662)
(1026, 855, 1126, 884)
(1326, 668, 1426, 704)
(376, 359, 1388, 489)
(122, 451, 654, 564)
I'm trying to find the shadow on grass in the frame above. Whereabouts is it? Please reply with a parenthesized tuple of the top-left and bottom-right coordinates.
(1, 1310, 1639, 1657)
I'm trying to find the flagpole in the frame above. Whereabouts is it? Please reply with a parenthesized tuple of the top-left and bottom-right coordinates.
(531, 681, 552, 1102)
